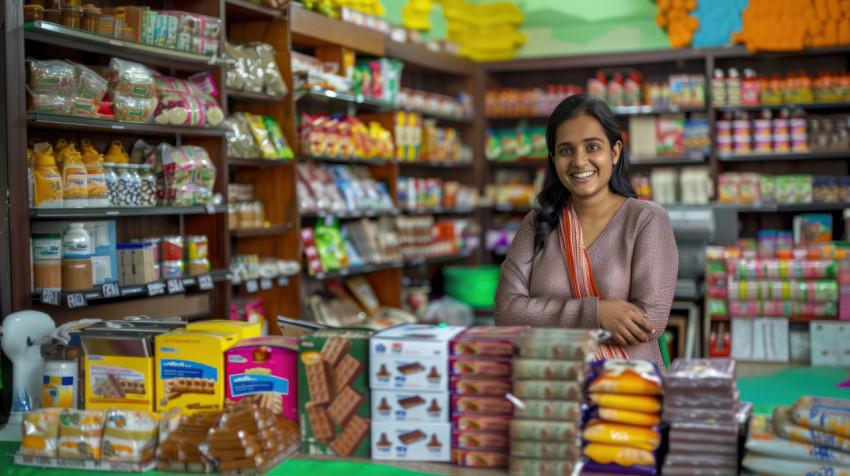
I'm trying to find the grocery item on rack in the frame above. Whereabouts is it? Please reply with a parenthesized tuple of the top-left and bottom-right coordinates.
(225, 112, 292, 160)
(146, 143, 216, 206)
(26, 60, 107, 118)
(227, 183, 266, 230)
(397, 177, 477, 211)
(299, 113, 396, 160)
(716, 172, 850, 205)
(31, 142, 63, 208)
(225, 113, 263, 159)
(20, 408, 61, 457)
(296, 162, 392, 215)
(108, 58, 156, 122)
(224, 41, 287, 96)
(485, 126, 546, 162)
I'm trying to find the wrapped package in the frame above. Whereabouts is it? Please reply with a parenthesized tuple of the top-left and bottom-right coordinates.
(582, 420, 661, 451)
(664, 359, 736, 392)
(747, 413, 850, 464)
(226, 113, 261, 159)
(583, 442, 658, 475)
(20, 408, 61, 457)
(662, 405, 739, 424)
(587, 360, 663, 395)
(57, 409, 107, 460)
(513, 400, 582, 421)
(665, 389, 741, 409)
(587, 406, 661, 427)
(774, 406, 850, 452)
(255, 43, 287, 96)
(27, 59, 79, 93)
(743, 454, 850, 476)
(101, 409, 159, 463)
(108, 58, 155, 99)
(509, 419, 580, 442)
(791, 396, 850, 437)
(589, 393, 662, 413)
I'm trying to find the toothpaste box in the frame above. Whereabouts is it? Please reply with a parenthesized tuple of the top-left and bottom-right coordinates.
(371, 422, 451, 461)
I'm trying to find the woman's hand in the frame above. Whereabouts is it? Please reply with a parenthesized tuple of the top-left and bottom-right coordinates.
(598, 300, 654, 346)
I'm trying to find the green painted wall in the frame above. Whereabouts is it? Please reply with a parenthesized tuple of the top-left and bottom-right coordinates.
(381, 0, 671, 58)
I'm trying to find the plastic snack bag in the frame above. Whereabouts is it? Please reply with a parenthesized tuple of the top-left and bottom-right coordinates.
(224, 41, 246, 91)
(314, 218, 348, 271)
(108, 58, 155, 98)
(58, 409, 107, 460)
(582, 420, 662, 451)
(226, 113, 261, 158)
(112, 94, 156, 122)
(587, 360, 663, 395)
(791, 396, 850, 437)
(245, 113, 277, 158)
(584, 442, 658, 470)
(263, 116, 294, 159)
(102, 409, 160, 463)
(20, 408, 61, 457)
(255, 42, 287, 96)
(26, 59, 79, 93)
(587, 406, 661, 427)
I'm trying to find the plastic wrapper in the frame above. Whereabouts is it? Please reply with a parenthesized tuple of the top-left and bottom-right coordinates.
(587, 406, 660, 427)
(509, 440, 581, 460)
(176, 13, 221, 39)
(663, 454, 738, 469)
(747, 413, 850, 464)
(452, 449, 508, 468)
(452, 431, 509, 450)
(245, 113, 277, 158)
(518, 336, 598, 360)
(509, 457, 577, 476)
(156, 411, 220, 473)
(449, 327, 526, 357)
(226, 113, 261, 159)
(791, 396, 850, 437)
(171, 183, 213, 206)
(108, 58, 155, 98)
(743, 454, 850, 476)
(584, 443, 657, 474)
(582, 420, 661, 451)
(510, 419, 580, 442)
(453, 414, 512, 433)
(112, 94, 156, 122)
(514, 400, 582, 421)
(513, 380, 582, 401)
(57, 409, 106, 460)
(664, 359, 736, 392)
(75, 63, 108, 101)
(452, 395, 513, 415)
(728, 258, 837, 279)
(586, 360, 663, 395)
(20, 408, 61, 457)
(588, 393, 661, 413)
(154, 73, 204, 96)
(148, 144, 216, 206)
(451, 356, 513, 378)
(263, 116, 294, 159)
(512, 358, 584, 380)
(668, 423, 738, 445)
(65, 95, 100, 117)
(449, 377, 511, 396)
(101, 409, 159, 463)
(27, 88, 67, 114)
(224, 42, 263, 93)
(662, 406, 738, 424)
(26, 59, 79, 93)
(774, 406, 850, 452)
(668, 441, 737, 456)
(255, 43, 287, 96)
(665, 389, 740, 409)
(660, 467, 735, 476)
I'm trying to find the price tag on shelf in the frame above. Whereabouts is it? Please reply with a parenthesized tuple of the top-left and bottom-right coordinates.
(147, 282, 166, 297)
(277, 277, 289, 287)
(245, 280, 259, 294)
(66, 293, 87, 309)
(41, 288, 61, 306)
(101, 282, 120, 299)
(197, 274, 214, 291)
(205, 203, 217, 214)
(105, 210, 120, 215)
(167, 278, 186, 294)
(260, 278, 273, 290)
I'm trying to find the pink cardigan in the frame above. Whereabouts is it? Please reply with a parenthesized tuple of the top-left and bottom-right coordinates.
(494, 198, 678, 372)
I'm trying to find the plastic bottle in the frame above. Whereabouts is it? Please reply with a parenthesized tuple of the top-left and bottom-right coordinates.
(753, 109, 773, 153)
(138, 164, 157, 207)
(790, 108, 808, 152)
(608, 72, 625, 107)
(103, 140, 130, 164)
(60, 144, 87, 208)
(62, 223, 92, 291)
(128, 164, 142, 207)
(773, 108, 791, 153)
(798, 70, 813, 104)
(711, 68, 726, 106)
(726, 68, 741, 105)
(80, 139, 108, 207)
(103, 163, 119, 207)
(741, 69, 760, 106)
(31, 143, 63, 208)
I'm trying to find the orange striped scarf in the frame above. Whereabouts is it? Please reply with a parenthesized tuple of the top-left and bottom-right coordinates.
(560, 203, 628, 361)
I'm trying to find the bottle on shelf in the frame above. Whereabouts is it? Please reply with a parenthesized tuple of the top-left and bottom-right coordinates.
(732, 110, 751, 154)
(773, 108, 791, 153)
(726, 68, 742, 106)
(60, 144, 88, 208)
(716, 111, 733, 155)
(62, 223, 93, 292)
(790, 108, 808, 153)
(753, 109, 773, 153)
(711, 68, 726, 107)
(741, 68, 760, 106)
(31, 142, 63, 208)
(81, 139, 109, 207)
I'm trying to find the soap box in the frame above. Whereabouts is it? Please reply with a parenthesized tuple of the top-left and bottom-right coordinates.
(371, 422, 451, 461)
(299, 328, 374, 458)
(370, 324, 465, 390)
(371, 389, 449, 422)
(225, 336, 298, 421)
(155, 329, 239, 414)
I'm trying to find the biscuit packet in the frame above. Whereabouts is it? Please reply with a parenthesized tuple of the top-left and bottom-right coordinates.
(582, 420, 662, 451)
(58, 409, 107, 460)
(20, 408, 61, 458)
(791, 396, 850, 437)
(108, 58, 155, 99)
(157, 411, 220, 473)
(101, 409, 160, 463)
(587, 360, 663, 396)
(225, 113, 261, 159)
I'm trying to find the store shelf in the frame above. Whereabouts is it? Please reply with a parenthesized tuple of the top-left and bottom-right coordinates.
(227, 157, 293, 168)
(403, 206, 476, 215)
(398, 161, 473, 168)
(309, 262, 403, 280)
(24, 21, 215, 72)
(714, 102, 850, 112)
(493, 204, 534, 213)
(301, 86, 472, 123)
(299, 155, 397, 166)
(711, 315, 839, 322)
(300, 209, 401, 219)
(33, 269, 232, 307)
(233, 275, 294, 294)
(29, 205, 227, 219)
(385, 40, 477, 76)
(291, 7, 385, 56)
(226, 89, 286, 104)
(612, 105, 706, 115)
(27, 114, 227, 137)
(735, 202, 850, 213)
(631, 153, 707, 166)
(231, 224, 292, 238)
(225, 0, 287, 21)
(718, 150, 850, 162)
(489, 159, 548, 168)
(710, 44, 850, 59)
(404, 250, 474, 267)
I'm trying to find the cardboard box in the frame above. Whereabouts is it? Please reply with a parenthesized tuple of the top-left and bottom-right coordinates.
(371, 422, 451, 461)
(188, 320, 262, 341)
(370, 324, 465, 390)
(155, 329, 239, 413)
(371, 389, 449, 423)
(225, 336, 299, 421)
(83, 354, 154, 411)
(299, 328, 374, 457)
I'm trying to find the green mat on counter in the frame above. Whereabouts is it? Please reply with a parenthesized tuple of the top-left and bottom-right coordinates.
(737, 365, 849, 414)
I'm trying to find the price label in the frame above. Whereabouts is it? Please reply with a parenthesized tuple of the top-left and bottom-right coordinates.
(277, 277, 289, 287)
(197, 274, 214, 290)
(66, 293, 87, 309)
(245, 280, 259, 293)
(41, 288, 61, 306)
(147, 281, 166, 297)
(260, 278, 273, 290)
(205, 203, 217, 214)
(101, 282, 120, 299)
(167, 278, 186, 294)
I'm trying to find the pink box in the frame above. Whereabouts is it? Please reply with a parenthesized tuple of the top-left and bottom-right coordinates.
(225, 336, 298, 421)
(841, 297, 850, 320)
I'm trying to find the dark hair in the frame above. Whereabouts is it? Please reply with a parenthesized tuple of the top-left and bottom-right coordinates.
(533, 93, 637, 254)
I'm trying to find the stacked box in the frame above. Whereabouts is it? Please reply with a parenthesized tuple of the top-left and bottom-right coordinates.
(448, 326, 526, 468)
(369, 324, 465, 462)
(299, 329, 374, 458)
(117, 243, 156, 286)
(582, 359, 663, 476)
(509, 329, 599, 476)
(840, 260, 850, 320)
(662, 359, 753, 476)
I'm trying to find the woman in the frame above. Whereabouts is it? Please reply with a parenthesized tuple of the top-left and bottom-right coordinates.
(494, 93, 678, 372)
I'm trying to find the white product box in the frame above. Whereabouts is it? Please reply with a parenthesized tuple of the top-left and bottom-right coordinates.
(370, 324, 464, 390)
(811, 321, 839, 366)
(371, 389, 449, 423)
(371, 422, 451, 462)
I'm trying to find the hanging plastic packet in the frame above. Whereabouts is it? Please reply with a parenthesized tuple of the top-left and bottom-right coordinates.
(226, 113, 261, 158)
(254, 43, 287, 96)
(245, 113, 277, 158)
(314, 217, 349, 272)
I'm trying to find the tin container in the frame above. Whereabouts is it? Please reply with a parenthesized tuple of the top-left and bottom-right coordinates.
(186, 235, 208, 260)
(24, 5, 45, 22)
(161, 235, 183, 261)
(60, 6, 81, 29)
(186, 258, 210, 276)
(161, 260, 183, 278)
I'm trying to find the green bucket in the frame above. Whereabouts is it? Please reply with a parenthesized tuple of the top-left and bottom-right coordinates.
(443, 265, 501, 309)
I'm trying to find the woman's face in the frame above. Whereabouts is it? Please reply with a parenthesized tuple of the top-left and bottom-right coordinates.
(552, 114, 622, 201)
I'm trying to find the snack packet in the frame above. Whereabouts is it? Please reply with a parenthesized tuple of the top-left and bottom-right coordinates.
(263, 116, 294, 159)
(58, 409, 107, 460)
(20, 408, 61, 457)
(245, 113, 277, 158)
(102, 409, 160, 463)
(587, 360, 663, 395)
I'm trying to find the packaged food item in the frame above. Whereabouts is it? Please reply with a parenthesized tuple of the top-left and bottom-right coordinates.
(584, 442, 657, 467)
(586, 360, 663, 395)
(662, 406, 738, 424)
(112, 94, 156, 122)
(450, 357, 512, 378)
(518, 337, 597, 360)
(263, 116, 294, 159)
(513, 400, 582, 421)
(20, 408, 61, 457)
(155, 411, 219, 472)
(101, 409, 160, 462)
(453, 413, 511, 433)
(663, 358, 736, 391)
(449, 327, 525, 357)
(32, 143, 63, 208)
(372, 422, 450, 462)
(791, 396, 850, 437)
(774, 406, 850, 452)
(245, 113, 277, 158)
(582, 420, 661, 451)
(27, 59, 79, 93)
(512, 358, 584, 381)
(207, 404, 299, 473)
(452, 430, 509, 450)
(108, 58, 154, 98)
(255, 43, 287, 96)
(509, 456, 576, 476)
(76, 63, 108, 101)
(451, 395, 513, 415)
(449, 377, 511, 396)
(510, 419, 580, 442)
(747, 413, 850, 465)
(57, 409, 107, 460)
(588, 406, 661, 427)
(588, 393, 662, 413)
(512, 380, 582, 401)
(224, 336, 298, 421)
(743, 454, 850, 476)
(225, 113, 261, 158)
(665, 390, 741, 409)
(60, 144, 88, 207)
(372, 390, 448, 422)
(370, 325, 465, 391)
(509, 440, 581, 460)
(452, 449, 507, 467)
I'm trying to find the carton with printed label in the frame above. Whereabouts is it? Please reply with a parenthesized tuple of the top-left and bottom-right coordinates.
(369, 324, 465, 390)
(372, 389, 449, 422)
(187, 320, 261, 341)
(371, 422, 451, 461)
(225, 336, 298, 421)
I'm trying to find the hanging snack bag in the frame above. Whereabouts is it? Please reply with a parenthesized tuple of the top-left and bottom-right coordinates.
(101, 409, 160, 463)
(224, 41, 246, 91)
(263, 116, 294, 159)
(245, 113, 277, 158)
(20, 408, 61, 458)
(314, 218, 349, 271)
(57, 409, 107, 460)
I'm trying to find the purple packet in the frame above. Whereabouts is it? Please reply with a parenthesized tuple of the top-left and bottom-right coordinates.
(583, 459, 657, 476)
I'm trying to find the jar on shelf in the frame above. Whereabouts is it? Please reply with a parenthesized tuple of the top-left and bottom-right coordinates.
(43, 8, 61, 23)
(43, 0, 61, 8)
(24, 4, 44, 22)
(80, 5, 100, 32)
(252, 200, 265, 228)
(60, 6, 81, 29)
(238, 202, 255, 229)
(102, 163, 119, 207)
(128, 164, 142, 207)
(137, 164, 157, 207)
(114, 164, 136, 207)
(228, 202, 238, 230)
(60, 0, 81, 7)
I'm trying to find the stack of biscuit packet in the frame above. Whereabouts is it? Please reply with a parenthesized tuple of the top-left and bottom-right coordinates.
(157, 411, 221, 472)
(662, 358, 752, 476)
(582, 359, 663, 475)
(508, 329, 600, 476)
(744, 396, 850, 475)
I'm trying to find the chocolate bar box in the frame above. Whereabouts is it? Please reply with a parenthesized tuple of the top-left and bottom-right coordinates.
(299, 328, 374, 457)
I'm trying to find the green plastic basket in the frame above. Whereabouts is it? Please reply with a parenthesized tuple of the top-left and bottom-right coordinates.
(443, 265, 501, 309)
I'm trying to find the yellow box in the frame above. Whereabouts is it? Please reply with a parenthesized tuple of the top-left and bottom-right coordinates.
(155, 329, 239, 414)
(186, 320, 261, 341)
(84, 355, 154, 411)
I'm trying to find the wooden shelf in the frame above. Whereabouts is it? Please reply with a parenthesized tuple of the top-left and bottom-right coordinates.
(309, 262, 403, 281)
(398, 161, 473, 168)
(226, 89, 286, 104)
(300, 209, 401, 219)
(27, 114, 227, 137)
(29, 205, 226, 219)
(290, 7, 385, 56)
(24, 22, 215, 72)
(227, 157, 293, 168)
(233, 275, 294, 294)
(735, 202, 850, 213)
(225, 0, 287, 21)
(612, 105, 706, 115)
(404, 250, 474, 267)
(631, 154, 707, 166)
(231, 224, 292, 238)
(300, 86, 472, 123)
(385, 40, 476, 76)
(714, 102, 850, 112)
(403, 206, 476, 215)
(489, 159, 548, 168)
(299, 155, 397, 166)
(493, 204, 534, 213)
(718, 150, 850, 162)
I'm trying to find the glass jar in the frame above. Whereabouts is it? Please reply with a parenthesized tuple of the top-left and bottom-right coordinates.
(60, 6, 81, 29)
(128, 164, 142, 207)
(80, 5, 100, 32)
(252, 200, 265, 228)
(228, 203, 238, 230)
(43, 8, 61, 23)
(115, 164, 135, 207)
(43, 0, 60, 8)
(138, 164, 157, 207)
(60, 0, 81, 6)
(24, 5, 44, 22)
(238, 202, 255, 230)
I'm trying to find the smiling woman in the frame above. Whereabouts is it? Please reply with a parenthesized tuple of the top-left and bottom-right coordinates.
(494, 94, 678, 373)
